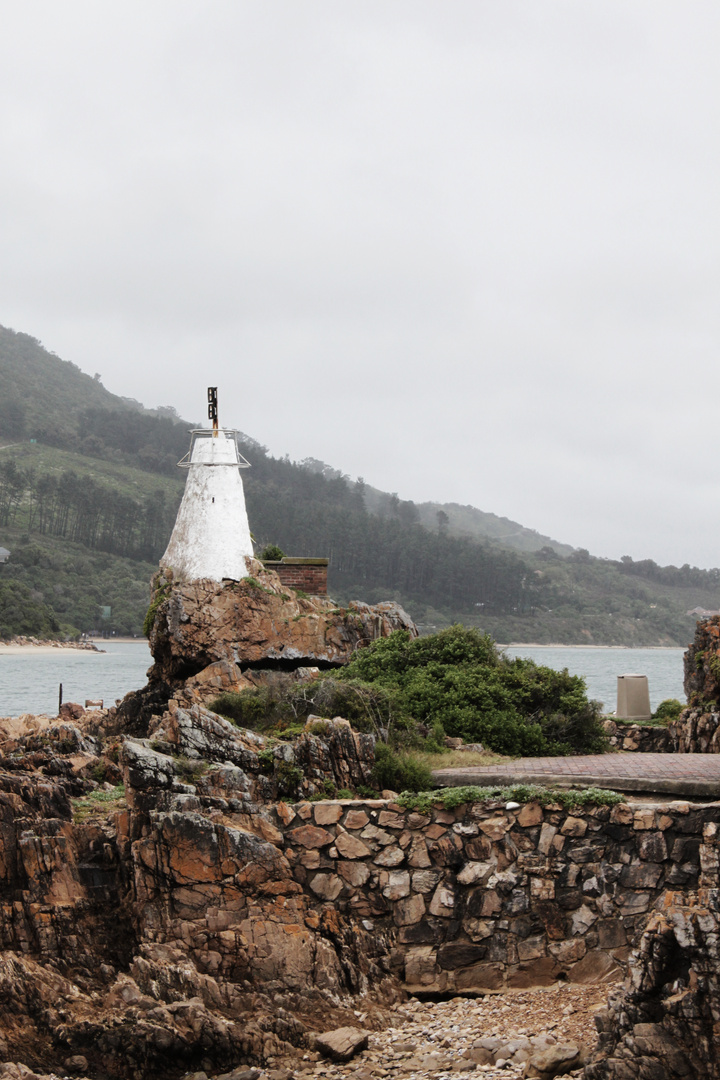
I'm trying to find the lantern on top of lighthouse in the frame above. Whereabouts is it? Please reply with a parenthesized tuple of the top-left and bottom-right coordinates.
(160, 388, 254, 582)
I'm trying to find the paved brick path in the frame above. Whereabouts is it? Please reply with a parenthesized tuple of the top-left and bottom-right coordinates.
(432, 753, 720, 798)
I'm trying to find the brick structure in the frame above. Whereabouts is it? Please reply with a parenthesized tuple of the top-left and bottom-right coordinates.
(262, 557, 328, 595)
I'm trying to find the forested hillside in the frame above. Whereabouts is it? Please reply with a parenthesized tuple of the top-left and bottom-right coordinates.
(0, 325, 718, 643)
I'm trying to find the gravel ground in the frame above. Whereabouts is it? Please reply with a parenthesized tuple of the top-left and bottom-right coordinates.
(295, 982, 616, 1080)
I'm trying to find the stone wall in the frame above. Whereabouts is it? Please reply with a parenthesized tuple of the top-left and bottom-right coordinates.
(602, 719, 672, 752)
(272, 795, 720, 994)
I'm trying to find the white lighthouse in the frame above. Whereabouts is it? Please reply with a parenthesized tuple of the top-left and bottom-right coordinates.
(160, 389, 254, 582)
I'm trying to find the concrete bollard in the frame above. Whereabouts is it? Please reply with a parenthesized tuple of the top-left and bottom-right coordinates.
(616, 674, 652, 720)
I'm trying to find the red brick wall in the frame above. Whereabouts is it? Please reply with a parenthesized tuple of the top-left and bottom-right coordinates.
(263, 559, 328, 595)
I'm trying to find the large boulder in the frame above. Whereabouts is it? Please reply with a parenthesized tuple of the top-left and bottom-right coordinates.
(146, 558, 416, 693)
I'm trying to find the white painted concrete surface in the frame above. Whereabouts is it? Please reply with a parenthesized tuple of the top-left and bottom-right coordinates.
(160, 429, 255, 581)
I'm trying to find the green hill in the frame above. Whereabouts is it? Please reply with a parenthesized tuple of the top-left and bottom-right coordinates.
(0, 324, 718, 644)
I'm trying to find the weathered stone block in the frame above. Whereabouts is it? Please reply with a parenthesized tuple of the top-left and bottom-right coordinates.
(437, 942, 488, 969)
(393, 894, 426, 926)
(429, 883, 455, 917)
(344, 809, 369, 830)
(335, 832, 371, 859)
(457, 860, 494, 885)
(619, 862, 663, 889)
(382, 871, 410, 900)
(374, 845, 405, 867)
(309, 873, 342, 901)
(454, 961, 504, 991)
(538, 823, 557, 855)
(315, 1027, 369, 1062)
(548, 938, 586, 964)
(314, 803, 343, 825)
(561, 816, 588, 837)
(480, 817, 511, 840)
(289, 825, 334, 849)
(338, 860, 370, 887)
(517, 802, 543, 827)
(411, 869, 441, 893)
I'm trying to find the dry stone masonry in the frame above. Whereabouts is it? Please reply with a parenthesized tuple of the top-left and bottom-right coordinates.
(273, 795, 720, 995)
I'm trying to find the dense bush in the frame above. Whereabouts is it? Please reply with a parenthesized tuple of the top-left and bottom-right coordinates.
(336, 626, 607, 756)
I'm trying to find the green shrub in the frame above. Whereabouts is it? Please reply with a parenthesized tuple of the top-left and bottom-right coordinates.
(275, 760, 304, 797)
(336, 626, 607, 757)
(653, 698, 684, 722)
(306, 720, 331, 737)
(371, 744, 433, 792)
(0, 580, 61, 639)
(210, 689, 277, 730)
(308, 779, 337, 801)
(260, 544, 285, 561)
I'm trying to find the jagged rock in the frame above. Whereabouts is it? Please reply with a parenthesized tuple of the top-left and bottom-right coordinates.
(315, 1026, 369, 1061)
(684, 615, 720, 705)
(585, 894, 720, 1080)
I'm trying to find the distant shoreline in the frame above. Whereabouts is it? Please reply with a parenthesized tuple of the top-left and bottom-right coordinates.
(499, 643, 685, 650)
(0, 641, 104, 655)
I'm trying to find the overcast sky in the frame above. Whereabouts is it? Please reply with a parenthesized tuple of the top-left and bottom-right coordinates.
(1, 2, 719, 567)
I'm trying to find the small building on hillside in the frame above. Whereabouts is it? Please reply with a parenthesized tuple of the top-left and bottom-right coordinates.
(0, 547, 10, 564)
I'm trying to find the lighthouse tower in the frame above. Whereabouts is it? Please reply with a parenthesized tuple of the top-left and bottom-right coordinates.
(160, 388, 254, 582)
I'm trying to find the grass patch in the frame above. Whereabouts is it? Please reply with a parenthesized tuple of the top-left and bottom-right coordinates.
(396, 784, 624, 814)
(71, 783, 126, 822)
(412, 747, 509, 770)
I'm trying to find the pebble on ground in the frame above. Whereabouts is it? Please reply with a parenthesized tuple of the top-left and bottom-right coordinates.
(288, 981, 614, 1080)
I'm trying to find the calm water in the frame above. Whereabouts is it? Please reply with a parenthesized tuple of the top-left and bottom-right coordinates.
(0, 641, 686, 718)
(0, 641, 152, 717)
(503, 646, 686, 713)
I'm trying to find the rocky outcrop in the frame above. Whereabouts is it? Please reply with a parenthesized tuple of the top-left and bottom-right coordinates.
(670, 706, 720, 754)
(0, 717, 401, 1079)
(683, 615, 720, 705)
(654, 617, 720, 753)
(146, 560, 416, 691)
(586, 891, 720, 1079)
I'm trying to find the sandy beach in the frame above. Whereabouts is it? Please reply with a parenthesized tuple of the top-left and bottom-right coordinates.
(0, 640, 103, 655)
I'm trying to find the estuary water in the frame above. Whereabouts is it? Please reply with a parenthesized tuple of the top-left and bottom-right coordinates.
(0, 641, 152, 718)
(0, 641, 686, 718)
(503, 645, 686, 713)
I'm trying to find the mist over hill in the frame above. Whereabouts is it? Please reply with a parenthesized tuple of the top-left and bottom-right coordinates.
(0, 325, 717, 644)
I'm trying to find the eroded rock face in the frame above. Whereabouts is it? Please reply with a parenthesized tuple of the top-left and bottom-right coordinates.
(684, 615, 720, 706)
(586, 893, 720, 1080)
(0, 718, 400, 1079)
(146, 559, 416, 695)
